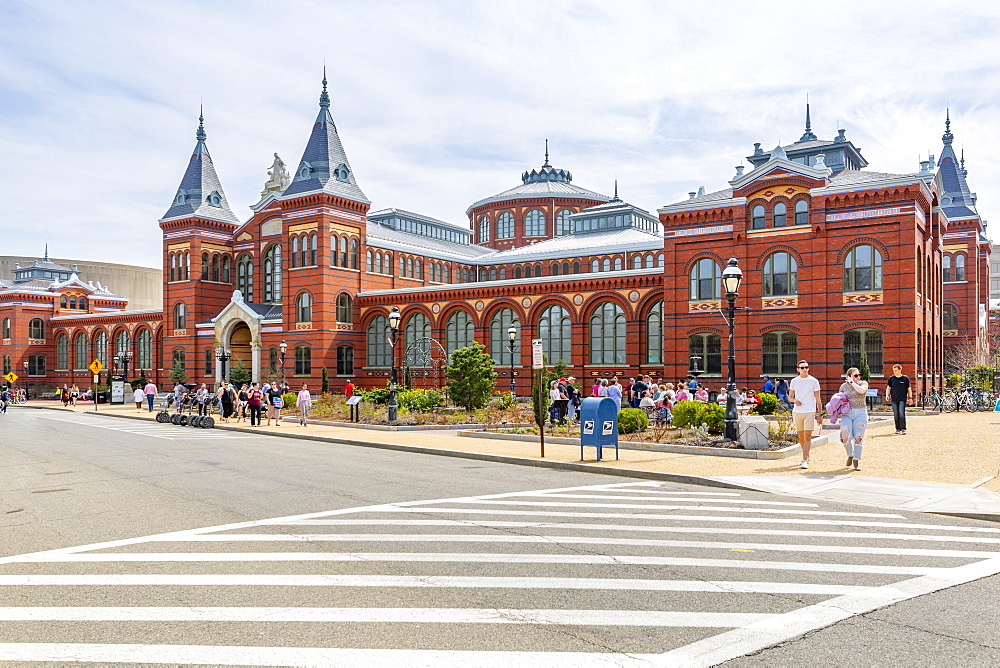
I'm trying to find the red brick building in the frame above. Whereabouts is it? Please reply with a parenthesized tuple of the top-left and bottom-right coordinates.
(0, 85, 987, 399)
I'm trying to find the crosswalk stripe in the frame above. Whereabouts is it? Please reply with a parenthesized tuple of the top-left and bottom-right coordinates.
(509, 493, 819, 506)
(0, 607, 781, 626)
(0, 644, 657, 667)
(131, 533, 1000, 558)
(0, 574, 867, 595)
(4, 552, 948, 575)
(431, 499, 902, 517)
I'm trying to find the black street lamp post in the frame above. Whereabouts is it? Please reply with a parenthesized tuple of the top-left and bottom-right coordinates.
(116, 351, 132, 380)
(721, 257, 744, 442)
(387, 306, 401, 422)
(215, 347, 232, 383)
(279, 340, 288, 392)
(507, 324, 517, 396)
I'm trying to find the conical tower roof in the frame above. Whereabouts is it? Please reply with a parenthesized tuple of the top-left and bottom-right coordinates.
(935, 110, 978, 218)
(160, 110, 240, 224)
(282, 71, 369, 203)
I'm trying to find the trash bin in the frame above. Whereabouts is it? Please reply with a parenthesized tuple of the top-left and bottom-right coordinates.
(579, 396, 619, 461)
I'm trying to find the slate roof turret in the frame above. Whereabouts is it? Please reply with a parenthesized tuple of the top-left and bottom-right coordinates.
(281, 70, 369, 203)
(160, 110, 240, 225)
(936, 110, 979, 219)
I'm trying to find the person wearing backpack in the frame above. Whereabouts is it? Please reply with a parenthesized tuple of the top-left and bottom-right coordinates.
(247, 382, 263, 427)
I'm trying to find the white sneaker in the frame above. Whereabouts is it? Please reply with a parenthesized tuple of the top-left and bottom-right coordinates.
(800, 460, 809, 469)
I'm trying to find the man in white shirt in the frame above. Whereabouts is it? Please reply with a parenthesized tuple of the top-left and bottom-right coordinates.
(788, 360, 821, 469)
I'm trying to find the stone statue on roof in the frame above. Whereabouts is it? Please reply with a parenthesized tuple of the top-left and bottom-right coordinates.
(260, 153, 291, 196)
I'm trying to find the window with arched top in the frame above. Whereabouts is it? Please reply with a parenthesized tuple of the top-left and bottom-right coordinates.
(539, 304, 571, 366)
(773, 202, 787, 227)
(646, 255, 655, 269)
(172, 348, 185, 373)
(551, 263, 559, 276)
(339, 236, 349, 267)
(295, 345, 311, 375)
(137, 329, 152, 370)
(349, 239, 359, 269)
(645, 300, 662, 364)
(115, 330, 129, 357)
(752, 204, 766, 229)
(489, 308, 520, 364)
(366, 315, 390, 366)
(169, 254, 176, 282)
(309, 235, 317, 266)
(689, 333, 721, 374)
(173, 303, 186, 330)
(762, 252, 798, 296)
(794, 199, 809, 225)
(613, 257, 623, 271)
(942, 254, 951, 282)
(70, 297, 77, 310)
(478, 215, 490, 243)
(337, 345, 354, 375)
(843, 328, 882, 372)
(657, 254, 665, 268)
(497, 211, 514, 239)
(843, 244, 882, 292)
(534, 265, 542, 278)
(2, 318, 9, 339)
(56, 333, 69, 370)
(336, 293, 352, 323)
(633, 256, 642, 270)
(573, 261, 581, 274)
(602, 258, 611, 272)
(28, 318, 45, 340)
(525, 209, 546, 236)
(212, 254, 220, 281)
(689, 258, 720, 300)
(184, 253, 190, 280)
(445, 310, 475, 355)
(296, 292, 312, 324)
(943, 304, 959, 330)
(60, 296, 68, 308)
(74, 333, 88, 370)
(590, 302, 626, 364)
(79, 297, 87, 310)
(202, 253, 210, 280)
(762, 330, 798, 375)
(366, 250, 373, 272)
(489, 269, 497, 281)
(556, 209, 573, 236)
(263, 244, 282, 303)
(404, 313, 432, 367)
(222, 255, 231, 283)
(591, 259, 599, 273)
(94, 330, 108, 366)
(514, 266, 522, 279)
(955, 253, 966, 281)
(291, 237, 300, 268)
(237, 255, 253, 301)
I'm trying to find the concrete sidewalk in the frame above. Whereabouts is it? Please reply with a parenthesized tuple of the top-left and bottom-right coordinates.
(20, 401, 1000, 520)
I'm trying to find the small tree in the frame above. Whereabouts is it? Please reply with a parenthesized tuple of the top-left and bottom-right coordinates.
(404, 365, 413, 390)
(445, 343, 497, 411)
(229, 360, 250, 385)
(321, 367, 329, 394)
(169, 360, 188, 385)
(858, 347, 870, 382)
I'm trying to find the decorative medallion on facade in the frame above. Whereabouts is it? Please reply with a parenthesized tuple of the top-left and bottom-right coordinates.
(762, 296, 798, 309)
(521, 298, 532, 308)
(475, 301, 484, 311)
(628, 291, 640, 303)
(689, 300, 722, 312)
(573, 295, 584, 305)
(431, 304, 440, 314)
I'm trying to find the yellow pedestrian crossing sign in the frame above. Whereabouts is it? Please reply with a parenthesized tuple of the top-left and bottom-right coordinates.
(4, 372, 17, 385)
(88, 359, 104, 375)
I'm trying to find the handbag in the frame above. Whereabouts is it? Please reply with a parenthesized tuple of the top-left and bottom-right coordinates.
(272, 396, 284, 408)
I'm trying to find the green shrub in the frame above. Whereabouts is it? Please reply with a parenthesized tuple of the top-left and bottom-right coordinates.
(699, 403, 725, 434)
(671, 400, 703, 428)
(281, 392, 297, 409)
(360, 387, 391, 404)
(493, 392, 515, 411)
(618, 408, 649, 434)
(397, 388, 445, 412)
(754, 392, 780, 415)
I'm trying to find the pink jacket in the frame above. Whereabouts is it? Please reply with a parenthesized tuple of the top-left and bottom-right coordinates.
(826, 392, 850, 424)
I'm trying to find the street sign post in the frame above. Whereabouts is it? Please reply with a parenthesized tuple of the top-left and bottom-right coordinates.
(531, 339, 544, 370)
(88, 359, 104, 411)
(3, 372, 17, 385)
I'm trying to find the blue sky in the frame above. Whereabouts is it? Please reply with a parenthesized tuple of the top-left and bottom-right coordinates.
(2, 0, 999, 268)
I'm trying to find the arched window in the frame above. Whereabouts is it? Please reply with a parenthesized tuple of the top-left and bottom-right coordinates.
(556, 209, 573, 236)
(689, 257, 720, 300)
(69, 297, 77, 310)
(349, 239, 359, 269)
(773, 202, 787, 227)
(404, 313, 431, 367)
(562, 262, 570, 275)
(762, 330, 798, 375)
(942, 254, 951, 282)
(602, 258, 611, 272)
(184, 253, 190, 280)
(525, 209, 546, 236)
(490, 307, 520, 364)
(56, 333, 69, 370)
(295, 346, 311, 375)
(339, 236, 349, 267)
(366, 250, 374, 272)
(794, 199, 809, 225)
(79, 297, 87, 310)
(137, 329, 152, 370)
(1, 318, 8, 339)
(478, 215, 490, 243)
(843, 244, 883, 292)
(336, 293, 353, 323)
(498, 268, 506, 280)
(590, 302, 626, 364)
(115, 330, 129, 357)
(943, 304, 959, 330)
(573, 261, 581, 274)
(94, 330, 108, 367)
(169, 254, 176, 282)
(489, 269, 497, 281)
(633, 256, 642, 269)
(375, 252, 383, 275)
(237, 255, 253, 301)
(613, 257, 623, 271)
(291, 237, 300, 268)
(173, 303, 186, 330)
(445, 310, 475, 354)
(28, 318, 45, 340)
(497, 211, 514, 239)
(551, 263, 559, 276)
(172, 348, 185, 373)
(657, 254, 665, 268)
(955, 253, 966, 281)
(1, 355, 8, 375)
(444, 265, 450, 282)
(415, 260, 422, 280)
(222, 255, 231, 283)
(645, 255, 654, 269)
(202, 253, 210, 280)
(296, 292, 312, 324)
(330, 236, 339, 266)
(211, 254, 220, 281)
(366, 315, 390, 366)
(309, 234, 317, 266)
(689, 333, 721, 374)
(843, 328, 883, 372)
(204, 348, 213, 375)
(74, 333, 88, 370)
(752, 204, 766, 229)
(337, 346, 354, 375)
(263, 244, 282, 303)
(539, 304, 571, 365)
(60, 296, 68, 308)
(591, 259, 599, 273)
(762, 251, 798, 296)
(534, 265, 542, 278)
(645, 300, 662, 364)
(514, 266, 522, 279)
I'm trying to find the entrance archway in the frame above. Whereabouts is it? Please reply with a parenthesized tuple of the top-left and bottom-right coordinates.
(229, 322, 252, 377)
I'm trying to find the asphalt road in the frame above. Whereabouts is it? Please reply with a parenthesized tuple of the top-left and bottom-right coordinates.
(1, 407, 999, 666)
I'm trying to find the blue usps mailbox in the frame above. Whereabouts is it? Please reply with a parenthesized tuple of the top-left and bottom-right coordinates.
(579, 396, 619, 461)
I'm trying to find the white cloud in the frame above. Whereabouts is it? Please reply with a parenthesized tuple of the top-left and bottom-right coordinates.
(1, 0, 1000, 269)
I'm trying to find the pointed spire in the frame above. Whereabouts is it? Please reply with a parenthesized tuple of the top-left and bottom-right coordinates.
(543, 138, 550, 167)
(942, 107, 954, 145)
(160, 110, 239, 224)
(43, 243, 49, 262)
(798, 96, 817, 142)
(319, 66, 330, 109)
(614, 179, 618, 199)
(196, 105, 206, 141)
(960, 147, 967, 176)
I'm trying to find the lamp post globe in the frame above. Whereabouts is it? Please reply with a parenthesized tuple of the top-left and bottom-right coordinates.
(722, 257, 743, 442)
(387, 306, 401, 422)
(506, 324, 517, 397)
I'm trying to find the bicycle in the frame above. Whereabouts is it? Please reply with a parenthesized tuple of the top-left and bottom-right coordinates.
(921, 387, 945, 412)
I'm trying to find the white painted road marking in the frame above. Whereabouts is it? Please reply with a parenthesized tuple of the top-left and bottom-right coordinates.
(37, 415, 268, 439)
